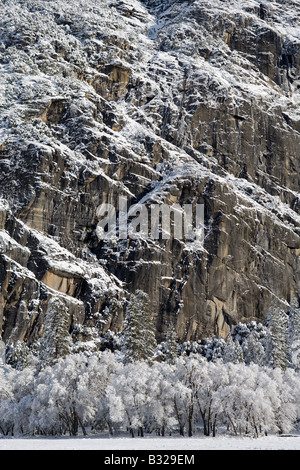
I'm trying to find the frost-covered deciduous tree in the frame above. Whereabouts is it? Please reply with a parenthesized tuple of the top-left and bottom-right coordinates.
(195, 360, 228, 437)
(0, 366, 16, 435)
(89, 351, 121, 435)
(172, 357, 195, 437)
(266, 367, 299, 434)
(121, 290, 157, 364)
(145, 362, 177, 436)
(30, 353, 116, 436)
(172, 357, 227, 437)
(109, 361, 151, 437)
(13, 366, 36, 435)
(223, 364, 280, 437)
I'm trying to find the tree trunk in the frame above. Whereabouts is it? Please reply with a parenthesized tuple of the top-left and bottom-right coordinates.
(199, 409, 208, 436)
(212, 414, 218, 437)
(188, 405, 193, 437)
(174, 398, 185, 436)
(125, 410, 135, 437)
(78, 416, 87, 436)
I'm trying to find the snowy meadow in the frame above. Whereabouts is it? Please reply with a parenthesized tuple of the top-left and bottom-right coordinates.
(1, 434, 300, 450)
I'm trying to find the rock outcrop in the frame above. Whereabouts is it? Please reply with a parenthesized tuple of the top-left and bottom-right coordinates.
(0, 0, 299, 354)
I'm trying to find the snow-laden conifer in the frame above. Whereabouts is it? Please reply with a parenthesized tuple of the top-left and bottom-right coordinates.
(121, 290, 157, 364)
(39, 297, 72, 367)
(264, 306, 288, 370)
(288, 297, 300, 371)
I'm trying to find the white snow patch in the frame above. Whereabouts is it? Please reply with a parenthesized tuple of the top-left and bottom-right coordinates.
(1, 434, 300, 450)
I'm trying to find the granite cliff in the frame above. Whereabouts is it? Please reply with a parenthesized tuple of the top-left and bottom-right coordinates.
(0, 0, 299, 357)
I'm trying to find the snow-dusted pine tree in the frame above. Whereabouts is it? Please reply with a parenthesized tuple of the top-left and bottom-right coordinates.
(164, 321, 178, 364)
(265, 306, 288, 370)
(223, 335, 244, 364)
(5, 341, 31, 370)
(243, 331, 265, 366)
(121, 290, 157, 364)
(39, 297, 72, 366)
(0, 340, 5, 365)
(287, 297, 300, 371)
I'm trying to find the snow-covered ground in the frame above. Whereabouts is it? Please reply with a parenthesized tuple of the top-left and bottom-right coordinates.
(1, 435, 300, 450)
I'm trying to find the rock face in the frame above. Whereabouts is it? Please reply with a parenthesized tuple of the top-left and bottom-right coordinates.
(0, 0, 300, 354)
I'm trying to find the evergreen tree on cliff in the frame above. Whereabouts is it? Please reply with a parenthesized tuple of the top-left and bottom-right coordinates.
(39, 297, 72, 366)
(265, 306, 288, 370)
(288, 297, 300, 371)
(121, 290, 157, 364)
(165, 321, 178, 365)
